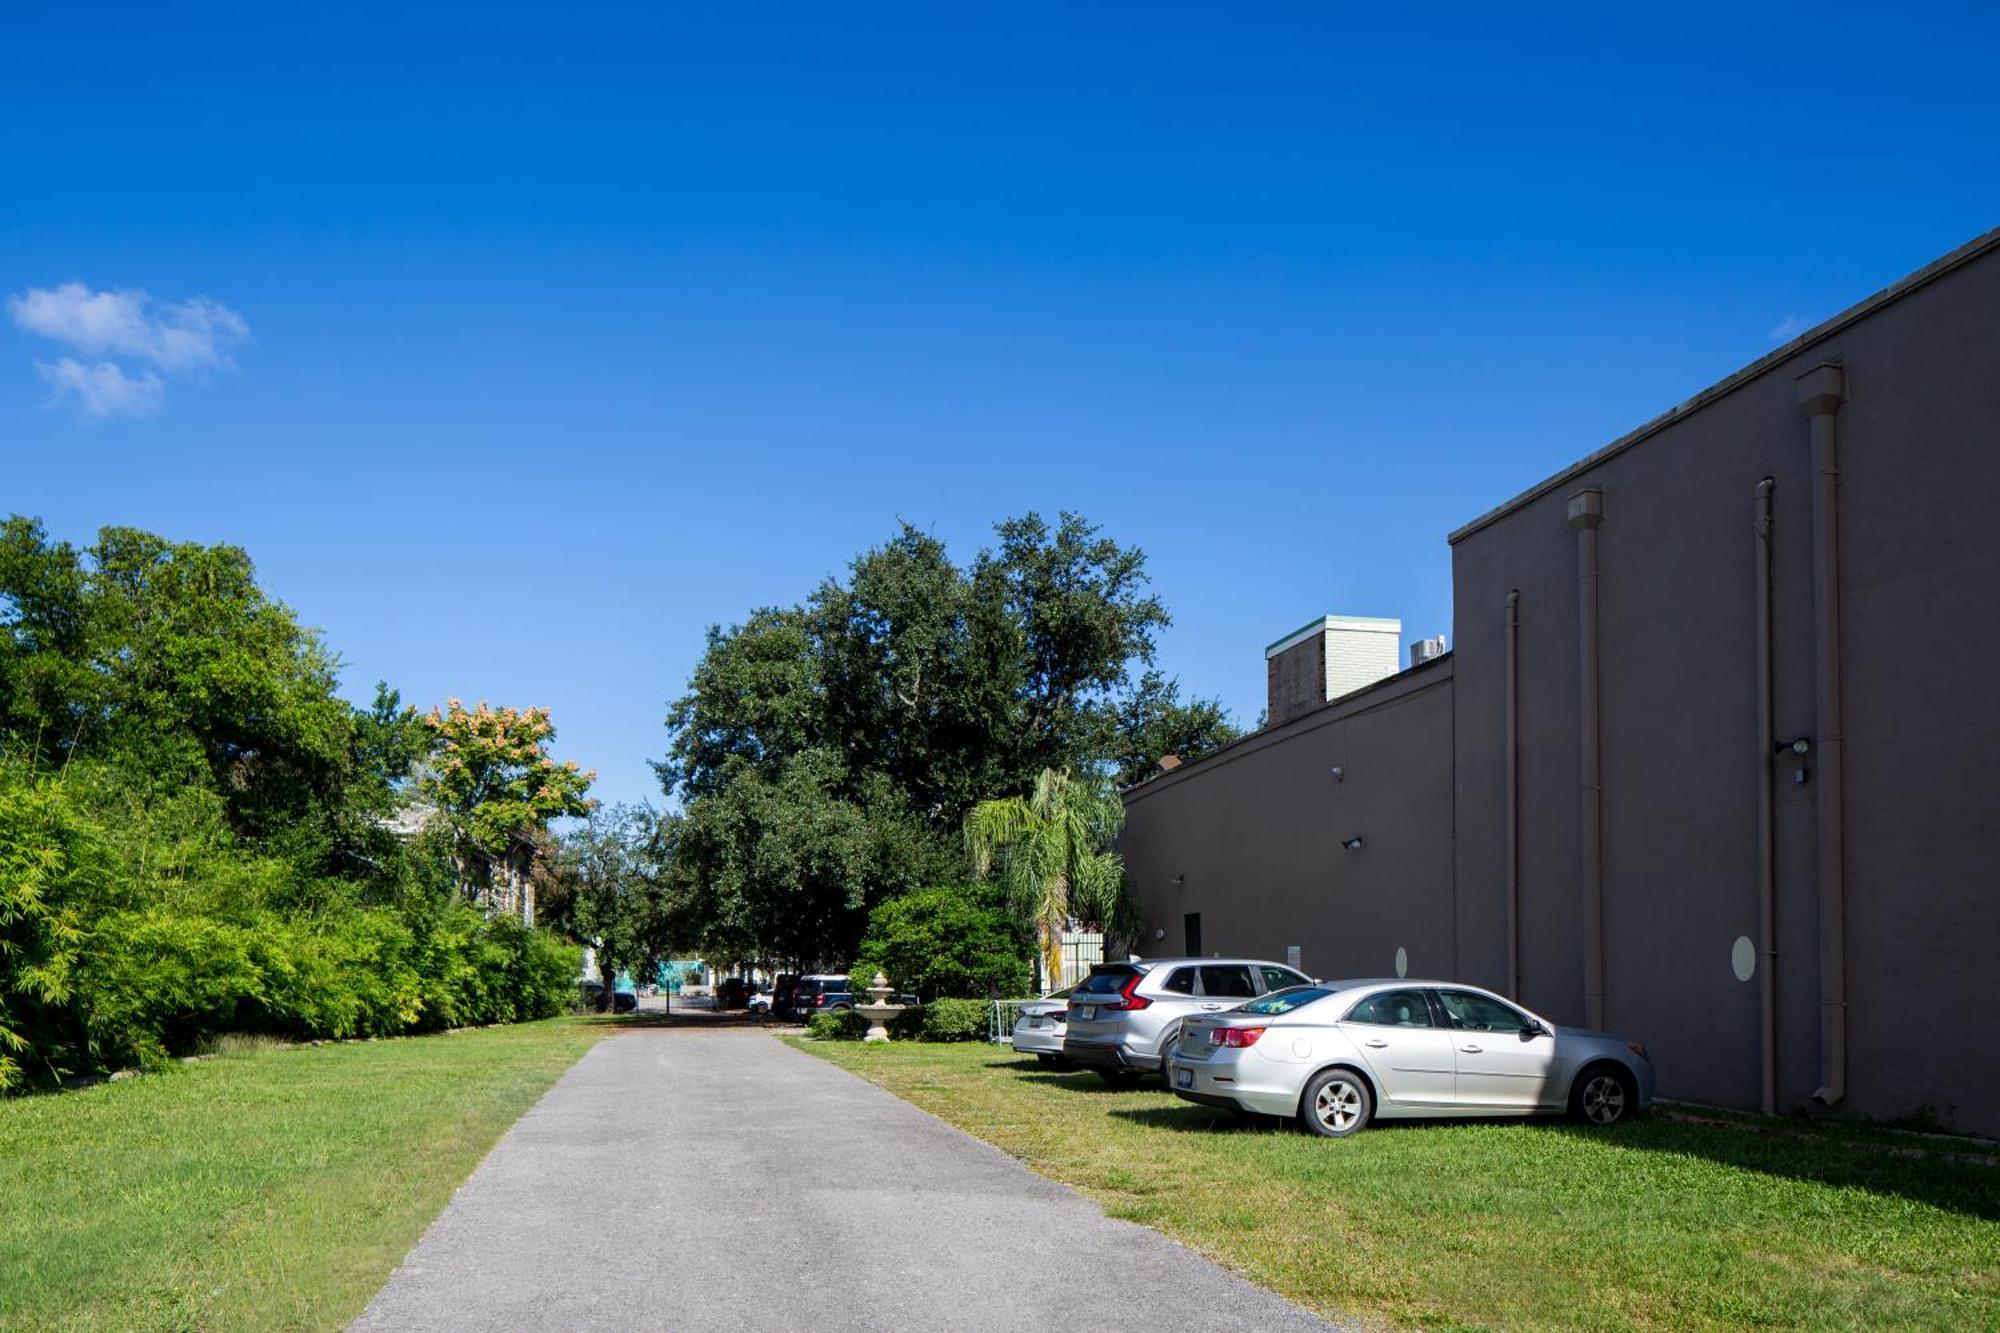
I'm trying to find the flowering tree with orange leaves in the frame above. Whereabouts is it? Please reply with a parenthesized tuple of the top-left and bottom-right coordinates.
(420, 699, 595, 922)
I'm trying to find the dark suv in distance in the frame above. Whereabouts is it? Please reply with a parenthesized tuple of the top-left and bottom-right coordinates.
(783, 973, 855, 1020)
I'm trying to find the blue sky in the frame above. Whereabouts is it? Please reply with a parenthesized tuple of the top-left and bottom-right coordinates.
(5, 3, 1997, 807)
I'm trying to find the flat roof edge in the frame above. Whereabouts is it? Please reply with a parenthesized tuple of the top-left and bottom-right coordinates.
(1447, 223, 2000, 546)
(1122, 651, 1453, 802)
(1263, 614, 1403, 657)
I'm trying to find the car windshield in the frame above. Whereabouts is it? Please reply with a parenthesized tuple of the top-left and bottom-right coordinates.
(1237, 985, 1338, 1015)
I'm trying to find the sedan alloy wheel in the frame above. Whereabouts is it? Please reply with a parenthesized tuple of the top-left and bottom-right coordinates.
(1300, 1068, 1373, 1138)
(1572, 1066, 1635, 1127)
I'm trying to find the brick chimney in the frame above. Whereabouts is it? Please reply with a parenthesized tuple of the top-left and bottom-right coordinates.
(1265, 615, 1402, 727)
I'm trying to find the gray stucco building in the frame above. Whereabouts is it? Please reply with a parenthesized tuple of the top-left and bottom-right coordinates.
(1121, 225, 2000, 1135)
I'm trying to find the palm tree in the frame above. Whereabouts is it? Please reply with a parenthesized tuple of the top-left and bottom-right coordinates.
(965, 767, 1128, 992)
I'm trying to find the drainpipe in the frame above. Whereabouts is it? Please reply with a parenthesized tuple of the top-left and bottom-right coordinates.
(1566, 488, 1606, 1031)
(1505, 589, 1521, 1000)
(1754, 477, 1777, 1115)
(1796, 363, 1848, 1107)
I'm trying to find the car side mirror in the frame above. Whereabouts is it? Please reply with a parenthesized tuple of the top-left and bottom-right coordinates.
(1520, 1023, 1546, 1041)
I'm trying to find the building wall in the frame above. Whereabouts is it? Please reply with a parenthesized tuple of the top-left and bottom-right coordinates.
(1451, 231, 2000, 1133)
(1122, 659, 1456, 982)
(1123, 228, 2000, 1136)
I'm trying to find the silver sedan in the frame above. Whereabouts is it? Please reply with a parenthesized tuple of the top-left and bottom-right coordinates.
(1165, 979, 1655, 1137)
(1010, 988, 1073, 1065)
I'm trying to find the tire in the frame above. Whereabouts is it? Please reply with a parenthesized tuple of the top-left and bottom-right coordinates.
(1096, 1067, 1143, 1088)
(1569, 1063, 1637, 1127)
(1155, 1028, 1181, 1082)
(1298, 1068, 1374, 1138)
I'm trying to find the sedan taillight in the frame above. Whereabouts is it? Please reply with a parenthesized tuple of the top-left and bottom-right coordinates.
(1213, 1026, 1266, 1048)
(1050, 1010, 1066, 1022)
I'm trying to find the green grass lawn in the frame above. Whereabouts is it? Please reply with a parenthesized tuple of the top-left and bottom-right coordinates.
(0, 1018, 605, 1332)
(796, 1039, 2000, 1331)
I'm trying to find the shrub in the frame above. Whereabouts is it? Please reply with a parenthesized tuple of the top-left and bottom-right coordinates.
(75, 909, 265, 1069)
(0, 768, 101, 1088)
(850, 884, 1031, 1001)
(807, 1008, 869, 1041)
(917, 997, 989, 1043)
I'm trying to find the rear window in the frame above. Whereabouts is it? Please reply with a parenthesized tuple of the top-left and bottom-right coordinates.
(1076, 966, 1139, 996)
(1239, 986, 1337, 1015)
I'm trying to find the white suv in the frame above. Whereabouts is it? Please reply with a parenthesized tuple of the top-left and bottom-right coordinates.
(1062, 958, 1312, 1086)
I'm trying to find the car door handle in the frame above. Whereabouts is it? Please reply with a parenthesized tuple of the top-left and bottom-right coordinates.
(1460, 1044, 1483, 1054)
(1363, 1039, 1388, 1048)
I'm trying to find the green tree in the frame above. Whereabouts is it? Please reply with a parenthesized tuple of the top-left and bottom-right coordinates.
(0, 518, 353, 844)
(541, 804, 670, 1010)
(1109, 670, 1242, 787)
(662, 750, 944, 970)
(972, 512, 1169, 781)
(851, 884, 1032, 1001)
(965, 767, 1129, 992)
(419, 700, 595, 921)
(658, 512, 1227, 969)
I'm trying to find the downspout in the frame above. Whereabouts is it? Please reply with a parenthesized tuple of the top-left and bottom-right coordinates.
(1796, 363, 1848, 1107)
(1505, 589, 1521, 1000)
(1754, 477, 1777, 1115)
(1566, 488, 1606, 1031)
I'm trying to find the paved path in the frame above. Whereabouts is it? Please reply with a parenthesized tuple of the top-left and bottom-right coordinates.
(352, 1028, 1339, 1332)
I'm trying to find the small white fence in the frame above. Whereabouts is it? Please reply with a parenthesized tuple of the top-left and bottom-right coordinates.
(989, 999, 1039, 1045)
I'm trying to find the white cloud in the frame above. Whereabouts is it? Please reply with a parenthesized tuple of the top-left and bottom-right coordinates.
(7, 282, 249, 420)
(34, 358, 166, 420)
(9, 282, 249, 373)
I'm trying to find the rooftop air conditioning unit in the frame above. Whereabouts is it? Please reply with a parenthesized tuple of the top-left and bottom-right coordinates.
(1410, 635, 1448, 667)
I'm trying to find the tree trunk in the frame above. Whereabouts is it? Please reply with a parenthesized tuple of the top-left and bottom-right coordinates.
(599, 955, 618, 1014)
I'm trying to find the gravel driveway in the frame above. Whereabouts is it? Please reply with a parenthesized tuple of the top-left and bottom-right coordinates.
(351, 1027, 1339, 1332)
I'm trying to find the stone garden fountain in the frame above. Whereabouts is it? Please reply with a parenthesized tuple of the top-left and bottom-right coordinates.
(855, 972, 906, 1043)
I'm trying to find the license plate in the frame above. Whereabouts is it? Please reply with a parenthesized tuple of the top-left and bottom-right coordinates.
(1075, 1005, 1095, 1020)
(1175, 1068, 1193, 1088)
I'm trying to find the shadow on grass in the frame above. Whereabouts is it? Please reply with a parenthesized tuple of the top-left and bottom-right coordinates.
(1548, 1116, 2000, 1222)
(1105, 1100, 2000, 1220)
(983, 1051, 1185, 1094)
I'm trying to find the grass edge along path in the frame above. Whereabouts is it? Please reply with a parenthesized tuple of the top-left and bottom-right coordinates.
(793, 1037, 2000, 1332)
(0, 1017, 606, 1332)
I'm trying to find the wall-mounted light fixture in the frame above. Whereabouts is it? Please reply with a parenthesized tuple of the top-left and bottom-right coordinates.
(1341, 836, 1364, 851)
(1154, 927, 1167, 940)
(1328, 766, 1344, 782)
(1777, 736, 1812, 785)
(1170, 873, 1185, 886)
